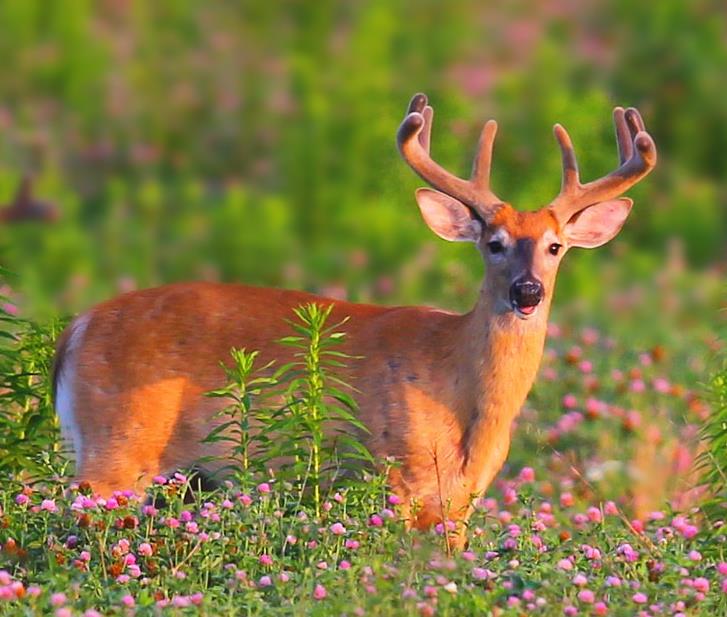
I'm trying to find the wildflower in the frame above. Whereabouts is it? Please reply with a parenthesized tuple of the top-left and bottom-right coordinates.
(339, 560, 351, 570)
(577, 589, 595, 603)
(593, 601, 608, 615)
(563, 605, 578, 616)
(257, 482, 271, 494)
(503, 487, 518, 505)
(121, 595, 135, 608)
(558, 559, 574, 571)
(632, 592, 647, 604)
(138, 543, 153, 557)
(692, 578, 709, 593)
(345, 539, 360, 550)
(152, 475, 167, 485)
(221, 499, 234, 509)
(279, 572, 290, 583)
(259, 576, 272, 587)
(560, 493, 574, 508)
(443, 581, 457, 594)
(41, 499, 57, 513)
(688, 550, 702, 561)
(604, 501, 619, 516)
(56, 610, 72, 617)
(606, 576, 621, 587)
(239, 494, 253, 506)
(51, 592, 67, 606)
(14, 494, 29, 506)
(369, 514, 383, 527)
(563, 394, 578, 409)
(586, 507, 602, 523)
(330, 522, 346, 535)
(572, 574, 588, 587)
(388, 494, 402, 505)
(259, 554, 273, 567)
(142, 504, 157, 517)
(316, 561, 328, 570)
(519, 467, 535, 483)
(313, 584, 327, 600)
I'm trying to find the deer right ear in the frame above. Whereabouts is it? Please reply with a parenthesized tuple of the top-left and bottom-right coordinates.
(415, 188, 482, 243)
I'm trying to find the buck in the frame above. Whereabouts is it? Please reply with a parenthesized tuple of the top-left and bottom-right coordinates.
(53, 93, 656, 544)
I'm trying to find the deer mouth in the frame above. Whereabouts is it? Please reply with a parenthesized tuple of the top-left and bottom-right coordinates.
(512, 302, 540, 319)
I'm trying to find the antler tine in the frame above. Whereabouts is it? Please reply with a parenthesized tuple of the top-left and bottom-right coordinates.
(549, 107, 657, 224)
(470, 119, 498, 192)
(397, 93, 502, 219)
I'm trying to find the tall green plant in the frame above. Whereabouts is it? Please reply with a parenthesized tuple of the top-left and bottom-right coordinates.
(202, 348, 282, 488)
(0, 280, 68, 480)
(276, 303, 372, 516)
(201, 303, 374, 516)
(698, 363, 727, 523)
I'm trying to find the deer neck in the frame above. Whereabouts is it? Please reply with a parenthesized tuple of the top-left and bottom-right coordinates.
(456, 282, 551, 480)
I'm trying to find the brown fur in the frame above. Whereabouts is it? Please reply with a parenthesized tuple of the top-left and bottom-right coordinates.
(55, 206, 566, 549)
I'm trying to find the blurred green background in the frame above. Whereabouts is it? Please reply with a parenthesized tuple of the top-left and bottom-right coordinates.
(0, 0, 724, 345)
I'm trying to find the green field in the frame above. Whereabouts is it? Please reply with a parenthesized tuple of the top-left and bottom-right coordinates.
(0, 1, 725, 614)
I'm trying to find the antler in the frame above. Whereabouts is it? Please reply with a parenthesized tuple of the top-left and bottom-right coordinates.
(549, 107, 657, 224)
(397, 93, 503, 220)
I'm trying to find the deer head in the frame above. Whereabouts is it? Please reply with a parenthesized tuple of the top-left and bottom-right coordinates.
(397, 93, 657, 319)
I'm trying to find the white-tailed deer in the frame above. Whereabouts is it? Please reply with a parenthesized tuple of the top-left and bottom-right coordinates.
(53, 93, 656, 544)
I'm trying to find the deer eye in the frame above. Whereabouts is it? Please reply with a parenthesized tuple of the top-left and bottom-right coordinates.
(487, 240, 504, 255)
(549, 243, 562, 256)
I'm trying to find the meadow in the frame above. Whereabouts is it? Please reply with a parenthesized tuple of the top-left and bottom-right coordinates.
(0, 1, 726, 615)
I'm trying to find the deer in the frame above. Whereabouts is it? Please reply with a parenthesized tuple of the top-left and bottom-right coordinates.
(0, 176, 58, 223)
(53, 93, 656, 546)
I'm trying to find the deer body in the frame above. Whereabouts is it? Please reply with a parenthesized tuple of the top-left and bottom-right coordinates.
(54, 94, 656, 542)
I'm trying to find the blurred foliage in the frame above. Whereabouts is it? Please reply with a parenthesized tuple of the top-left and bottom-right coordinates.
(0, 0, 723, 337)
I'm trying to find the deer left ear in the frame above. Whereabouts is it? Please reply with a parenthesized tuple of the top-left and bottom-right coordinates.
(564, 198, 633, 249)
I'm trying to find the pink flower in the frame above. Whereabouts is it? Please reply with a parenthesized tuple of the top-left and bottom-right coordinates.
(519, 467, 535, 483)
(51, 593, 67, 606)
(717, 562, 727, 575)
(503, 487, 518, 505)
(257, 482, 271, 494)
(563, 394, 578, 409)
(388, 494, 402, 505)
(339, 560, 351, 570)
(577, 589, 595, 604)
(572, 574, 588, 587)
(14, 494, 29, 506)
(604, 501, 619, 516)
(563, 606, 578, 616)
(369, 514, 383, 527)
(259, 554, 273, 567)
(259, 575, 272, 587)
(688, 550, 702, 561)
(692, 577, 709, 593)
(345, 539, 360, 550)
(239, 494, 253, 506)
(586, 507, 602, 523)
(558, 559, 574, 571)
(190, 593, 203, 605)
(41, 499, 57, 513)
(121, 595, 135, 608)
(138, 543, 153, 557)
(152, 475, 167, 485)
(330, 522, 346, 535)
(593, 601, 608, 615)
(472, 567, 495, 580)
(560, 493, 574, 508)
(632, 592, 647, 604)
(313, 584, 327, 600)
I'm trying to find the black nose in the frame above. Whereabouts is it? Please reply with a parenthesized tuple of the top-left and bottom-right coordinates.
(510, 278, 544, 308)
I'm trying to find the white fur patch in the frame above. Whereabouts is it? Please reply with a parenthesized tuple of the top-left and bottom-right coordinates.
(56, 313, 91, 463)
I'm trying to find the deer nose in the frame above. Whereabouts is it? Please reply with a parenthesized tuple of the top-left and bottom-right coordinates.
(510, 278, 543, 309)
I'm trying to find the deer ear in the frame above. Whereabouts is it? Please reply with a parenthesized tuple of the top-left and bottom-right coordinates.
(564, 198, 633, 249)
(415, 188, 482, 243)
